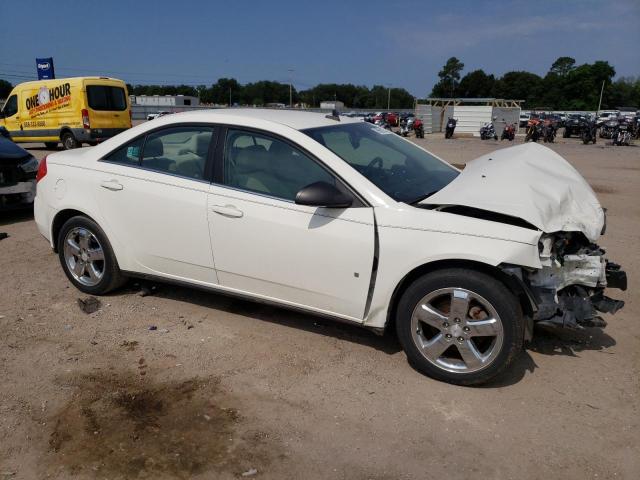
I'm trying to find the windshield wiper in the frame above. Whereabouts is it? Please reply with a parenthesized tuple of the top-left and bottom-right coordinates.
(408, 190, 440, 205)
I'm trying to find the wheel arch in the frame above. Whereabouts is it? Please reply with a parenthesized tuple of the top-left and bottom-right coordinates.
(59, 126, 74, 140)
(51, 208, 99, 253)
(384, 259, 535, 333)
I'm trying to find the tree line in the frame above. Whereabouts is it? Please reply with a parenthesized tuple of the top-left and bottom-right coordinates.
(1, 56, 637, 110)
(125, 79, 416, 109)
(431, 56, 639, 110)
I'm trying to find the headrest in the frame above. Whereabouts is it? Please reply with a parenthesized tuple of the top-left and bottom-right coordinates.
(195, 132, 211, 156)
(144, 137, 164, 157)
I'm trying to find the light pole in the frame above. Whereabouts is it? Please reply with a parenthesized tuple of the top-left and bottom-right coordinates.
(386, 84, 391, 110)
(288, 68, 294, 107)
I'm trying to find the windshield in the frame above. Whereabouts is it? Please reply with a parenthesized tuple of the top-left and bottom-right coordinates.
(303, 122, 458, 203)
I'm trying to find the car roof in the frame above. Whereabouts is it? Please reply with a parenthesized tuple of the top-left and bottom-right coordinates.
(164, 108, 362, 131)
(0, 137, 31, 160)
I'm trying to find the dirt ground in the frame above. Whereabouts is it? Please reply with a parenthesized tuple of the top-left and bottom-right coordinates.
(0, 132, 638, 479)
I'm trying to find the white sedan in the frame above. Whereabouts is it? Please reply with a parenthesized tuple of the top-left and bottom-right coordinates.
(33, 109, 626, 385)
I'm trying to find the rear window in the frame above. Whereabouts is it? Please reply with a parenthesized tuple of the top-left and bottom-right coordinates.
(86, 85, 127, 111)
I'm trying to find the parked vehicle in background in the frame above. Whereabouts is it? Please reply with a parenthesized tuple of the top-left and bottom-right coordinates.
(479, 118, 498, 140)
(612, 119, 632, 146)
(597, 110, 619, 126)
(501, 123, 516, 141)
(445, 117, 457, 139)
(33, 109, 626, 385)
(581, 118, 598, 144)
(413, 117, 424, 138)
(398, 117, 411, 137)
(600, 117, 619, 139)
(563, 113, 584, 138)
(525, 117, 542, 142)
(542, 119, 556, 143)
(0, 77, 131, 150)
(0, 135, 39, 210)
(147, 111, 172, 121)
(519, 113, 530, 128)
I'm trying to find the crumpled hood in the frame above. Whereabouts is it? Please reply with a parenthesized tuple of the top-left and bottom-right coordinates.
(421, 143, 604, 242)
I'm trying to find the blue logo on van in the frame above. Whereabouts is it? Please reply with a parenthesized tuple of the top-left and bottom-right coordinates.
(35, 57, 55, 80)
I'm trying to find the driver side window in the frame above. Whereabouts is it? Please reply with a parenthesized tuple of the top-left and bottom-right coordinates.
(2, 95, 18, 118)
(223, 129, 336, 201)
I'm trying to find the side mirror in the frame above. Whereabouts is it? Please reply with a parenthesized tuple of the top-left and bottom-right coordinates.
(295, 181, 353, 209)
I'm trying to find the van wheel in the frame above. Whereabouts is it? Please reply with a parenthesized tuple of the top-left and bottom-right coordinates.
(57, 216, 126, 295)
(395, 268, 524, 386)
(61, 132, 79, 150)
(44, 142, 58, 149)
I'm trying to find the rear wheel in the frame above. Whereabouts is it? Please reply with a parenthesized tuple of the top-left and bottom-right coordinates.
(396, 268, 524, 386)
(44, 142, 58, 149)
(61, 131, 79, 150)
(57, 216, 126, 295)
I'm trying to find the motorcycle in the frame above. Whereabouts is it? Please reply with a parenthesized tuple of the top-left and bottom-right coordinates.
(525, 118, 542, 142)
(445, 117, 457, 139)
(414, 118, 424, 138)
(542, 119, 556, 143)
(501, 123, 516, 141)
(580, 119, 597, 144)
(600, 118, 618, 139)
(612, 120, 632, 146)
(480, 118, 498, 140)
(398, 118, 411, 137)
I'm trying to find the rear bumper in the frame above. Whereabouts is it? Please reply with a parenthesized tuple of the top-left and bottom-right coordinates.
(0, 180, 36, 210)
(73, 128, 128, 142)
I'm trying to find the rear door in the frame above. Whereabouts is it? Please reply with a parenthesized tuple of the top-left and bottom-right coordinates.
(206, 128, 375, 320)
(94, 124, 218, 284)
(85, 82, 129, 130)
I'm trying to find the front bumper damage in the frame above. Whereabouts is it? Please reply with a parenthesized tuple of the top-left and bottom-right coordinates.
(526, 234, 627, 329)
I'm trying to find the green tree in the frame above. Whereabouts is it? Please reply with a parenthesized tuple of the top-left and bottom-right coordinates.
(493, 71, 544, 107)
(550, 56, 576, 77)
(458, 70, 495, 98)
(430, 57, 465, 97)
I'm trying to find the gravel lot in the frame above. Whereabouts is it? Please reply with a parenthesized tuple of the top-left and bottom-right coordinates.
(1, 132, 638, 479)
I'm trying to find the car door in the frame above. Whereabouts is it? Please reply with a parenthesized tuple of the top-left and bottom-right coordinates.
(95, 124, 218, 285)
(207, 128, 375, 321)
(1, 94, 20, 135)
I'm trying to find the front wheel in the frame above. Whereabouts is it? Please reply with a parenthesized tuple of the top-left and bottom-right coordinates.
(395, 268, 524, 385)
(57, 216, 126, 295)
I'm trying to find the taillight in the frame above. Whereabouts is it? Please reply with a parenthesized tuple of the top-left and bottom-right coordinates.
(36, 156, 48, 183)
(82, 109, 90, 129)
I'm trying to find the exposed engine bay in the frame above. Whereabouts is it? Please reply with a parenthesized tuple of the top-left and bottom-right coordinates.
(525, 232, 626, 329)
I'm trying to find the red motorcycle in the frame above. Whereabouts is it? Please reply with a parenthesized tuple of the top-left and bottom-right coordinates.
(501, 123, 516, 141)
(413, 118, 424, 138)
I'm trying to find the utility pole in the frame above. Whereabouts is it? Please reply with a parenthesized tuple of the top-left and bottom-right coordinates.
(387, 84, 391, 110)
(288, 68, 294, 107)
(229, 87, 231, 107)
(597, 80, 605, 114)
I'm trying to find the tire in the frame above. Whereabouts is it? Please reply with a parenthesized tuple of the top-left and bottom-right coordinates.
(61, 131, 79, 150)
(395, 268, 524, 386)
(44, 142, 58, 149)
(57, 216, 126, 295)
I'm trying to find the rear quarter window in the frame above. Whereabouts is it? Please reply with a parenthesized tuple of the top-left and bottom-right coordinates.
(86, 85, 127, 111)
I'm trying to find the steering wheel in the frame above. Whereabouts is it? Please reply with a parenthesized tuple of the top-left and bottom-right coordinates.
(366, 157, 384, 172)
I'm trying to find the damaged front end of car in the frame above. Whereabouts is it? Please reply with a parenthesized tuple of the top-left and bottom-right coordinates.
(523, 231, 627, 330)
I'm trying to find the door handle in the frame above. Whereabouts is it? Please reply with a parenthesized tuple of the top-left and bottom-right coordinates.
(211, 204, 243, 218)
(100, 180, 124, 191)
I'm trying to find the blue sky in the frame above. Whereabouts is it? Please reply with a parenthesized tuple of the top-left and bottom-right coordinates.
(1, 0, 638, 95)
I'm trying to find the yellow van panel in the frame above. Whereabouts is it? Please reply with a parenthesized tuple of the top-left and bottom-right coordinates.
(0, 76, 131, 145)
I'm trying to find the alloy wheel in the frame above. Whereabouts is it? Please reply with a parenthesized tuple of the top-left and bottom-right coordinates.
(63, 227, 105, 287)
(410, 287, 504, 374)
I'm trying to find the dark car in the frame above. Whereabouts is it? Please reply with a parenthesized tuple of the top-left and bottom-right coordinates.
(563, 113, 584, 138)
(0, 134, 39, 210)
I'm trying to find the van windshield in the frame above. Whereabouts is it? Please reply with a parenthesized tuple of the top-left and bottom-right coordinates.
(86, 85, 127, 111)
(303, 122, 458, 204)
